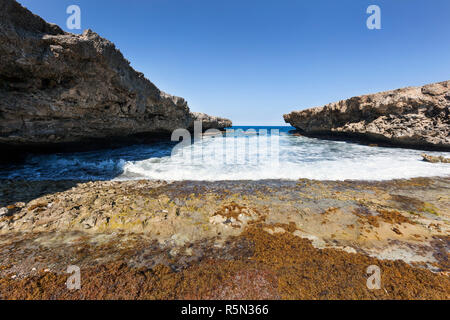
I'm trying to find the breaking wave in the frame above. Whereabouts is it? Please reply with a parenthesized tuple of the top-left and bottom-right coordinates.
(1, 127, 449, 181)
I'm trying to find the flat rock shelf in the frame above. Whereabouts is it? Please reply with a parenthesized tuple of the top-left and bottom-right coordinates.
(0, 178, 449, 299)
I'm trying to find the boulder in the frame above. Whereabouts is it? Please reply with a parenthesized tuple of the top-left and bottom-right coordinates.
(421, 154, 450, 164)
(189, 112, 232, 131)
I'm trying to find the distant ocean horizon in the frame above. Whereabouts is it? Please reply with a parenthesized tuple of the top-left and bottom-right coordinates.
(0, 125, 449, 181)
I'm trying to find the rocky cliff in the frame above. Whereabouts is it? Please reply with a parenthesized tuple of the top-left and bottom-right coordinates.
(284, 81, 450, 150)
(0, 0, 231, 152)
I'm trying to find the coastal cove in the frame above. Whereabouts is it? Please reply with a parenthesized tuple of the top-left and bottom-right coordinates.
(0, 0, 449, 302)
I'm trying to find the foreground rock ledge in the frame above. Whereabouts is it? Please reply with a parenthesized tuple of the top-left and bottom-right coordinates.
(0, 178, 449, 299)
(0, 0, 231, 151)
(284, 81, 450, 150)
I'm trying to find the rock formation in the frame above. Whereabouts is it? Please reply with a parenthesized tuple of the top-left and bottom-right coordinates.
(0, 0, 231, 152)
(189, 112, 232, 131)
(421, 154, 450, 164)
(284, 81, 450, 150)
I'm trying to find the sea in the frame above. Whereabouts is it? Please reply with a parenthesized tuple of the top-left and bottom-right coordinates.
(0, 126, 449, 181)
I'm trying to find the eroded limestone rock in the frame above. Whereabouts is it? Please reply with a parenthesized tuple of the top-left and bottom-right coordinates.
(0, 0, 231, 150)
(421, 153, 450, 163)
(284, 81, 450, 150)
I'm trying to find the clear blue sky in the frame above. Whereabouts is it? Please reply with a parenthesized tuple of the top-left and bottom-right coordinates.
(18, 0, 450, 125)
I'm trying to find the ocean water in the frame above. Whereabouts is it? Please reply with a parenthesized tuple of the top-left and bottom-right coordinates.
(0, 126, 449, 181)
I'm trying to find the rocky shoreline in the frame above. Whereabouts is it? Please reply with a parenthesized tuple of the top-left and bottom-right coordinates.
(0, 178, 448, 299)
(284, 81, 450, 151)
(0, 0, 231, 156)
(0, 0, 449, 301)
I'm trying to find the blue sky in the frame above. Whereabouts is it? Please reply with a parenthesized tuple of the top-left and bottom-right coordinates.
(18, 0, 450, 125)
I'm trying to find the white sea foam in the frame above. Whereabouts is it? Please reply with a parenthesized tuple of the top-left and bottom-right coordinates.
(1, 130, 448, 181)
(118, 134, 450, 181)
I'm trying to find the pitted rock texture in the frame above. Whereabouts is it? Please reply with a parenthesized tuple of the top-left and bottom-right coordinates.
(189, 112, 233, 131)
(284, 81, 450, 150)
(0, 0, 231, 148)
(0, 178, 449, 299)
(421, 153, 450, 164)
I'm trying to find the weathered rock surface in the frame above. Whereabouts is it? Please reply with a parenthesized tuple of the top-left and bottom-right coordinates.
(0, 0, 231, 150)
(421, 153, 450, 164)
(284, 81, 450, 150)
(189, 112, 232, 131)
(0, 178, 449, 299)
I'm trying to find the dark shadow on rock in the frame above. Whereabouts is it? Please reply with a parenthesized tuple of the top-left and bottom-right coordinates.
(287, 129, 450, 152)
(0, 132, 174, 164)
(0, 136, 182, 182)
(0, 180, 83, 207)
